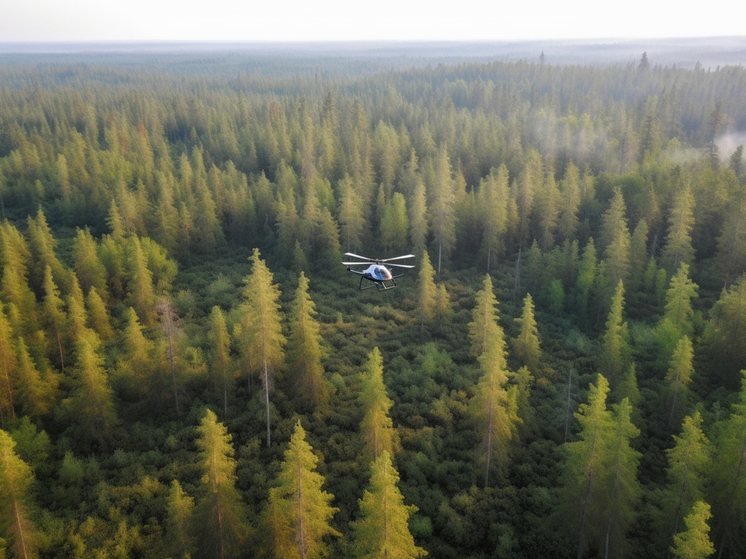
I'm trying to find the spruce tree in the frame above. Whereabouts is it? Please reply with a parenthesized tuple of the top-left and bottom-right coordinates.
(42, 265, 67, 371)
(480, 165, 509, 272)
(352, 451, 426, 559)
(666, 336, 694, 430)
(561, 374, 613, 559)
(0, 304, 17, 424)
(661, 185, 696, 275)
(671, 501, 715, 559)
(416, 252, 437, 333)
(209, 306, 232, 414)
(663, 263, 698, 338)
(430, 145, 456, 274)
(0, 429, 38, 559)
(512, 293, 541, 373)
(601, 397, 642, 559)
(360, 348, 398, 463)
(601, 189, 631, 298)
(600, 281, 632, 387)
(241, 248, 285, 447)
(194, 409, 249, 559)
(662, 412, 712, 546)
(265, 421, 340, 559)
(468, 274, 500, 358)
(474, 331, 518, 486)
(286, 272, 327, 411)
(164, 480, 195, 559)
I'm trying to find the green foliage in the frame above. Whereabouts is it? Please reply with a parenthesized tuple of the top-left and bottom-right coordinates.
(671, 501, 715, 559)
(265, 421, 340, 559)
(352, 451, 426, 559)
(0, 429, 38, 559)
(512, 293, 541, 373)
(360, 348, 399, 464)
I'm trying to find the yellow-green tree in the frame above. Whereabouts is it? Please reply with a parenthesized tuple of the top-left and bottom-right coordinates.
(265, 421, 340, 559)
(209, 306, 232, 414)
(666, 336, 694, 430)
(286, 272, 327, 411)
(351, 451, 427, 559)
(416, 251, 437, 332)
(241, 248, 285, 447)
(600, 281, 632, 387)
(164, 480, 195, 559)
(194, 409, 249, 559)
(671, 501, 715, 559)
(0, 429, 38, 559)
(512, 293, 541, 373)
(360, 348, 399, 463)
(468, 274, 500, 358)
(474, 332, 519, 486)
(0, 304, 17, 423)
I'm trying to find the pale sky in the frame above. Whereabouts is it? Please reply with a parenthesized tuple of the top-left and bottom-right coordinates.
(0, 0, 742, 43)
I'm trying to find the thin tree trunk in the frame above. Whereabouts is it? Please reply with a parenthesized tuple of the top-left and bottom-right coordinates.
(14, 499, 30, 559)
(577, 466, 594, 559)
(565, 370, 573, 442)
(264, 360, 271, 447)
(485, 398, 493, 487)
(514, 246, 522, 295)
(668, 391, 679, 430)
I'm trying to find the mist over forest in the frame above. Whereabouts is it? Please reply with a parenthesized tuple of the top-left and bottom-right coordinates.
(0, 42, 745, 558)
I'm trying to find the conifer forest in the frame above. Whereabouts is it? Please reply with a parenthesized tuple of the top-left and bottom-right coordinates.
(2, 48, 746, 558)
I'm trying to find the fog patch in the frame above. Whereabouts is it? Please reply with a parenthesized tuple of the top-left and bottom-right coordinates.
(716, 132, 746, 158)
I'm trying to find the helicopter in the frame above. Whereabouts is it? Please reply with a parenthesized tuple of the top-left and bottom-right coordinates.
(342, 252, 415, 290)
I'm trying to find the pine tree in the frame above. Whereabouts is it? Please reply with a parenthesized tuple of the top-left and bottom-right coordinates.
(430, 146, 456, 274)
(351, 451, 426, 559)
(671, 501, 715, 559)
(265, 421, 340, 559)
(480, 165, 509, 272)
(561, 374, 613, 559)
(409, 177, 429, 258)
(512, 293, 541, 373)
(663, 263, 698, 338)
(14, 338, 52, 418)
(0, 429, 38, 559)
(416, 252, 437, 333)
(85, 287, 113, 341)
(474, 331, 518, 486)
(0, 305, 17, 424)
(601, 190, 631, 297)
(575, 239, 597, 323)
(209, 306, 232, 414)
(380, 193, 408, 255)
(601, 397, 642, 559)
(600, 281, 632, 387)
(666, 336, 694, 430)
(286, 272, 327, 411)
(125, 237, 156, 326)
(240, 248, 285, 447)
(194, 409, 249, 559)
(27, 207, 70, 296)
(558, 161, 581, 241)
(710, 372, 746, 557)
(42, 265, 67, 372)
(338, 175, 365, 253)
(164, 480, 195, 559)
(662, 412, 712, 546)
(661, 185, 696, 274)
(69, 332, 117, 448)
(360, 348, 398, 463)
(468, 274, 500, 358)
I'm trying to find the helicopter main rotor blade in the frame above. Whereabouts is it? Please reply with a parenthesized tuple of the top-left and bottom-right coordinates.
(344, 252, 375, 261)
(379, 254, 416, 262)
(342, 261, 375, 266)
(385, 263, 415, 269)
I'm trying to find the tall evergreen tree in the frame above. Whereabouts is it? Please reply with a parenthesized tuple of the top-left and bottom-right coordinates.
(429, 146, 456, 274)
(671, 501, 715, 559)
(661, 185, 696, 274)
(512, 293, 541, 374)
(351, 451, 426, 559)
(474, 330, 518, 486)
(194, 409, 249, 559)
(209, 306, 232, 414)
(0, 304, 17, 424)
(265, 421, 340, 559)
(661, 412, 712, 548)
(164, 480, 195, 559)
(601, 190, 631, 298)
(666, 336, 695, 430)
(664, 263, 698, 338)
(480, 165, 509, 272)
(416, 251, 437, 333)
(0, 429, 38, 559)
(601, 397, 642, 559)
(468, 274, 500, 358)
(600, 281, 632, 387)
(240, 248, 285, 447)
(561, 374, 613, 559)
(359, 348, 398, 463)
(286, 272, 327, 411)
